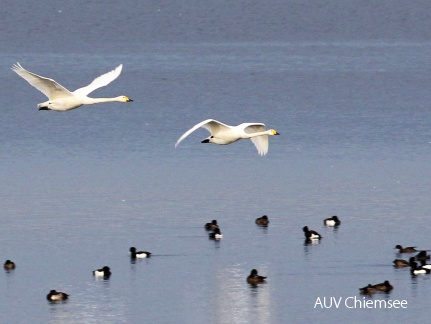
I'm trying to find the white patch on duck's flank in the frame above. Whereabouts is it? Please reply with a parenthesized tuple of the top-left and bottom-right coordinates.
(413, 269, 428, 275)
(47, 290, 68, 301)
(93, 270, 105, 277)
(92, 266, 111, 277)
(325, 220, 336, 226)
(50, 294, 64, 301)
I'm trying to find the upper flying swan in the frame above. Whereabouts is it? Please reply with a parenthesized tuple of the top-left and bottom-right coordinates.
(11, 63, 132, 111)
(175, 119, 280, 156)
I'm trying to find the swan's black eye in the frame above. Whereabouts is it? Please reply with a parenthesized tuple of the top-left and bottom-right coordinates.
(210, 136, 214, 138)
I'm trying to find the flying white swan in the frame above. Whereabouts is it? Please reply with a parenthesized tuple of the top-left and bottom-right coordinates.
(11, 63, 133, 111)
(175, 119, 280, 156)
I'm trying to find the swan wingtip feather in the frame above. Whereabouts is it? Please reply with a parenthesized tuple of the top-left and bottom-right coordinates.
(11, 62, 22, 71)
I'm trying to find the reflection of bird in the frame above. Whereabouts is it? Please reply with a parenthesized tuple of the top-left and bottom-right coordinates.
(303, 226, 322, 240)
(394, 245, 417, 253)
(175, 119, 280, 156)
(393, 259, 409, 268)
(373, 280, 393, 293)
(247, 269, 267, 284)
(11, 63, 132, 111)
(3, 260, 16, 270)
(255, 215, 269, 226)
(47, 290, 69, 301)
(323, 215, 340, 226)
(93, 266, 111, 278)
(209, 227, 223, 239)
(130, 247, 152, 259)
(204, 220, 219, 231)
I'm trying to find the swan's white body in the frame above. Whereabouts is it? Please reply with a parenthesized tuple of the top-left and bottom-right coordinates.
(11, 63, 132, 111)
(175, 119, 280, 156)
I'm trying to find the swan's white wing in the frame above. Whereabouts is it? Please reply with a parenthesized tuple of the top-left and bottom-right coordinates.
(11, 63, 74, 100)
(250, 135, 269, 156)
(175, 119, 231, 147)
(244, 124, 269, 156)
(73, 64, 123, 96)
(243, 123, 266, 133)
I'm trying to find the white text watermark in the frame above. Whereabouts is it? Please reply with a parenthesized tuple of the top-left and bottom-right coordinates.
(314, 296, 407, 309)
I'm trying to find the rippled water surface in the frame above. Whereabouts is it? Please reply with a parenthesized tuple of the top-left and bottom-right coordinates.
(1, 2, 431, 324)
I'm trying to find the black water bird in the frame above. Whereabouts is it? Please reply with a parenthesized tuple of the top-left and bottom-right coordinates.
(247, 269, 267, 284)
(255, 215, 269, 226)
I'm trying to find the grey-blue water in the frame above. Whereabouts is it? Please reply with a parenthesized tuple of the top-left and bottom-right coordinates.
(1, 1, 431, 323)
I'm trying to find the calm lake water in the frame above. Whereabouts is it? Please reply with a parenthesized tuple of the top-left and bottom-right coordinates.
(1, 2, 431, 324)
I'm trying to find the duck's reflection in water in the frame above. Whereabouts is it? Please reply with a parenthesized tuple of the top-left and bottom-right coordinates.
(212, 266, 271, 324)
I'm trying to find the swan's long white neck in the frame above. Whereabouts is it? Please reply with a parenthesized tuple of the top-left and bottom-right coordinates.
(82, 97, 122, 105)
(242, 130, 273, 139)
